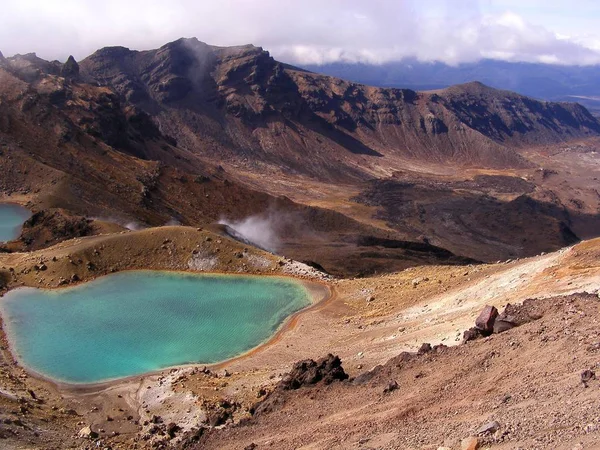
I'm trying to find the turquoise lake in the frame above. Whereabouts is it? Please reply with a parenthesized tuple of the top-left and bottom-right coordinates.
(0, 203, 30, 242)
(0, 271, 312, 384)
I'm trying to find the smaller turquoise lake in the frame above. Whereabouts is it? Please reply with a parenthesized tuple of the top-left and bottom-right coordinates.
(0, 271, 312, 384)
(0, 203, 30, 242)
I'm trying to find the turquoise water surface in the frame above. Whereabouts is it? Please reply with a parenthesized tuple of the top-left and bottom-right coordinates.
(0, 203, 30, 242)
(0, 271, 311, 384)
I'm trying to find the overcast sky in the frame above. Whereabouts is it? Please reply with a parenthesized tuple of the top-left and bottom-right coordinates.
(2, 0, 600, 66)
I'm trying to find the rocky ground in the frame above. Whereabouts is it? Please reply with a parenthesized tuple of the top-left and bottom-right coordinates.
(199, 293, 600, 450)
(0, 228, 599, 449)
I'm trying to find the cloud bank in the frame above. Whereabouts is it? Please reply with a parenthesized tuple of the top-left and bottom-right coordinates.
(2, 0, 600, 66)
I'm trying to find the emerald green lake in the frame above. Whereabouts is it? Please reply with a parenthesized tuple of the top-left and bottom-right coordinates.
(0, 271, 311, 384)
(0, 203, 30, 242)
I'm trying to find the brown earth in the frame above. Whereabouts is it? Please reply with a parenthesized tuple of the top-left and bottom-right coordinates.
(199, 293, 600, 450)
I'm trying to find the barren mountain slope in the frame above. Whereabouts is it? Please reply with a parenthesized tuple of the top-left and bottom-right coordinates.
(2, 39, 600, 271)
(80, 38, 600, 179)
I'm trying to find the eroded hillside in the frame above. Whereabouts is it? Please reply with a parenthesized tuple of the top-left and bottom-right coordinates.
(2, 38, 600, 271)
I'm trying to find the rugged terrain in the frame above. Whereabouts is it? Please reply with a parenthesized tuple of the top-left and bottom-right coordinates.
(1, 229, 600, 449)
(2, 38, 600, 273)
(0, 38, 600, 449)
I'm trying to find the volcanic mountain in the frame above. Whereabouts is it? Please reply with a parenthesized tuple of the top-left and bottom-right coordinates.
(1, 38, 600, 273)
(3, 38, 600, 450)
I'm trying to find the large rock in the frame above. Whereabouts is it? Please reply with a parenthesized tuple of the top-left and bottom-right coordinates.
(474, 305, 498, 335)
(78, 426, 98, 439)
(493, 318, 515, 333)
(461, 436, 479, 450)
(252, 354, 348, 417)
(279, 354, 349, 390)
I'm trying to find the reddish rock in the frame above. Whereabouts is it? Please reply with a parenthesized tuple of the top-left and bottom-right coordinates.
(383, 380, 399, 393)
(461, 436, 479, 450)
(417, 343, 432, 354)
(463, 327, 482, 343)
(475, 305, 498, 334)
(493, 319, 515, 334)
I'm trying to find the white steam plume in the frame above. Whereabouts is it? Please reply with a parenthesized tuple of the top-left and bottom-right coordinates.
(219, 214, 281, 252)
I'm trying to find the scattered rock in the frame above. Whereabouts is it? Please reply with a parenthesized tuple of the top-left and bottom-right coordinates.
(461, 436, 479, 450)
(475, 305, 498, 335)
(476, 420, 500, 435)
(78, 426, 98, 439)
(383, 380, 399, 393)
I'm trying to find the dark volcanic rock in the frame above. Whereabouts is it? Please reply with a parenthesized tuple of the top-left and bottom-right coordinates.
(493, 318, 516, 334)
(383, 380, 399, 393)
(61, 55, 79, 79)
(279, 354, 349, 390)
(251, 354, 348, 417)
(463, 327, 483, 343)
(417, 343, 432, 354)
(20, 209, 93, 250)
(499, 301, 543, 325)
(475, 305, 498, 335)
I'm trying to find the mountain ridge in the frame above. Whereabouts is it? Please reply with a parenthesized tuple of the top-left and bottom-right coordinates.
(1, 37, 600, 272)
(302, 58, 600, 114)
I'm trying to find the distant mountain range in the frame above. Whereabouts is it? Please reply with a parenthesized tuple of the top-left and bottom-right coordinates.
(302, 59, 600, 114)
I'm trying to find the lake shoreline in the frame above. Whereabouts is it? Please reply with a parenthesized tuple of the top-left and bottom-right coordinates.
(0, 270, 331, 392)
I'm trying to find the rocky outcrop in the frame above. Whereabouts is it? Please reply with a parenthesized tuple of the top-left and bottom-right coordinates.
(278, 354, 349, 390)
(76, 38, 600, 175)
(61, 55, 79, 80)
(20, 209, 94, 250)
(251, 354, 348, 417)
(463, 301, 542, 342)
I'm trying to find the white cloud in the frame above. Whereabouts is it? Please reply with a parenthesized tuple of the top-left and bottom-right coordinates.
(1, 0, 600, 66)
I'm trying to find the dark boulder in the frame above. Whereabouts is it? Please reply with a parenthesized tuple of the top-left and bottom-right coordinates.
(383, 380, 399, 393)
(166, 422, 180, 437)
(252, 354, 348, 417)
(279, 353, 349, 390)
(493, 318, 516, 333)
(417, 343, 432, 354)
(463, 327, 483, 343)
(475, 305, 498, 335)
